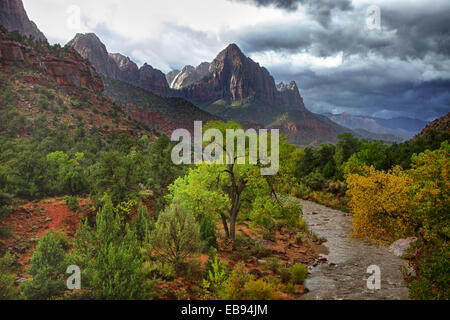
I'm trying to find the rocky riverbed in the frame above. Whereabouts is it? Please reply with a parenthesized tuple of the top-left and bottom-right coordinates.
(299, 200, 410, 300)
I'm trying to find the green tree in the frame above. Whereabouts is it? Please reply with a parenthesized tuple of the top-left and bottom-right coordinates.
(133, 205, 153, 244)
(72, 195, 147, 300)
(90, 152, 140, 205)
(20, 231, 68, 300)
(167, 121, 298, 243)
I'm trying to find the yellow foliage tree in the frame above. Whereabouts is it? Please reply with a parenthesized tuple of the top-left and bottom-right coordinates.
(346, 165, 415, 244)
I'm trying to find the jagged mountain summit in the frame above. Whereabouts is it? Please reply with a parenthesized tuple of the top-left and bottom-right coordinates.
(0, 0, 46, 41)
(179, 43, 305, 111)
(67, 34, 349, 145)
(67, 33, 172, 97)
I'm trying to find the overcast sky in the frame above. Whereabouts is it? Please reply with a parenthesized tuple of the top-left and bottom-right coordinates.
(23, 0, 450, 120)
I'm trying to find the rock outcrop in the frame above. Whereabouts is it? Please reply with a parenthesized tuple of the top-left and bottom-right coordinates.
(137, 63, 172, 97)
(418, 112, 449, 136)
(165, 69, 180, 87)
(277, 81, 305, 109)
(0, 0, 46, 41)
(170, 62, 210, 89)
(110, 52, 140, 84)
(0, 31, 103, 92)
(179, 44, 305, 110)
(67, 33, 121, 79)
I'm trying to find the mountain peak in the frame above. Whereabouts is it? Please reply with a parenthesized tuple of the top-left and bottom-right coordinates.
(218, 43, 246, 61)
(225, 43, 243, 53)
(67, 32, 121, 79)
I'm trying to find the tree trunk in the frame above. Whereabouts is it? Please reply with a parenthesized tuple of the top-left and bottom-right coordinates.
(220, 213, 230, 239)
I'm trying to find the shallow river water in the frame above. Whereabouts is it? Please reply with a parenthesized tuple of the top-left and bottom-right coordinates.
(298, 199, 410, 300)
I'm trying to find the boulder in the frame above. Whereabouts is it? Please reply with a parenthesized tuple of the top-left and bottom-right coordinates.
(389, 237, 417, 258)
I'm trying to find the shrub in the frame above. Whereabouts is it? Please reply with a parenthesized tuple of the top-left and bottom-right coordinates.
(279, 268, 291, 284)
(289, 263, 307, 284)
(0, 252, 18, 299)
(203, 254, 228, 299)
(65, 196, 79, 212)
(199, 214, 217, 250)
(224, 262, 252, 299)
(243, 279, 275, 300)
(304, 172, 326, 191)
(132, 205, 153, 243)
(151, 199, 201, 270)
(346, 166, 414, 243)
(409, 246, 450, 300)
(295, 232, 304, 244)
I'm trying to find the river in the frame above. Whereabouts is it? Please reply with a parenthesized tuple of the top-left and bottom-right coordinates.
(299, 199, 410, 300)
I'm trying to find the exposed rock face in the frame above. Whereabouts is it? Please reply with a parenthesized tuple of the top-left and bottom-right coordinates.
(165, 69, 180, 87)
(0, 31, 103, 92)
(138, 63, 172, 97)
(277, 81, 304, 109)
(67, 33, 172, 97)
(0, 0, 46, 41)
(179, 44, 305, 109)
(67, 33, 121, 79)
(171, 62, 210, 89)
(110, 52, 139, 84)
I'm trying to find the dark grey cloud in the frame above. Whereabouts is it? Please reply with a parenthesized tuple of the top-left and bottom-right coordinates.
(65, 0, 450, 122)
(222, 1, 450, 121)
(270, 56, 450, 121)
(230, 0, 352, 25)
(234, 2, 450, 61)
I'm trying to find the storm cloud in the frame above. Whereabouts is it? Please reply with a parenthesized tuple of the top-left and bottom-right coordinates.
(23, 0, 450, 121)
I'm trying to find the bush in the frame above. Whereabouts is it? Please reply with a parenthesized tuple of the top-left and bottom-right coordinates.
(224, 262, 252, 300)
(65, 196, 79, 212)
(0, 252, 18, 299)
(151, 199, 201, 270)
(133, 205, 153, 243)
(295, 232, 304, 244)
(203, 254, 228, 299)
(199, 214, 217, 250)
(243, 279, 275, 300)
(409, 246, 450, 300)
(304, 172, 326, 191)
(289, 263, 307, 284)
(279, 268, 291, 284)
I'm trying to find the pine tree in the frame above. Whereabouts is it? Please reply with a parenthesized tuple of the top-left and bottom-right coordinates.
(20, 232, 68, 300)
(73, 195, 147, 300)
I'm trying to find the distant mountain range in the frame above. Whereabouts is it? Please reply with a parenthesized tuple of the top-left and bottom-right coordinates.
(1, 0, 439, 147)
(66, 33, 349, 145)
(323, 112, 429, 140)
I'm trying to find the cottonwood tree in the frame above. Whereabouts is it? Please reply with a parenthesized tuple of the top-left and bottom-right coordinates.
(167, 121, 300, 245)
